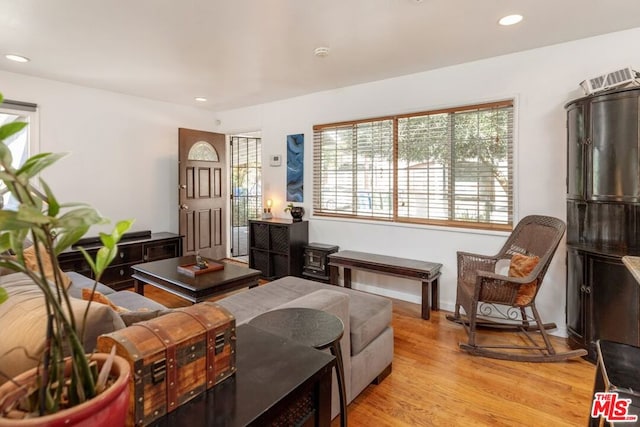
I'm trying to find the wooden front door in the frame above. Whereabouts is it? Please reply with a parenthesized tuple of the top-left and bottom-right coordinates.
(178, 128, 226, 260)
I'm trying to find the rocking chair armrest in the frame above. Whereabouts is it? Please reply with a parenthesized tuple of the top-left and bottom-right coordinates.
(457, 251, 500, 262)
(457, 251, 499, 274)
(476, 270, 537, 285)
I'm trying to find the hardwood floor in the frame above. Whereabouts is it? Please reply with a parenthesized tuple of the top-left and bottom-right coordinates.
(142, 277, 596, 427)
(341, 300, 595, 427)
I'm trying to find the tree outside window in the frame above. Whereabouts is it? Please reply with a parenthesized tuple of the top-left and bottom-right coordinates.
(313, 100, 513, 230)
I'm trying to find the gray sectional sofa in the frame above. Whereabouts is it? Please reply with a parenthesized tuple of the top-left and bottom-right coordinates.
(217, 276, 394, 418)
(0, 271, 394, 419)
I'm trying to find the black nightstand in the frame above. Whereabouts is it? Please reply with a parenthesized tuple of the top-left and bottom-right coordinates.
(303, 243, 339, 283)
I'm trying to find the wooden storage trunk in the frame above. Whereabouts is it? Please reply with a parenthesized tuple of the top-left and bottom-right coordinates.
(97, 302, 236, 426)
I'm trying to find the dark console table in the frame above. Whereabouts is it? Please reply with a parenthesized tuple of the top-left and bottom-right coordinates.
(151, 323, 335, 426)
(58, 231, 182, 291)
(328, 250, 442, 320)
(249, 308, 347, 427)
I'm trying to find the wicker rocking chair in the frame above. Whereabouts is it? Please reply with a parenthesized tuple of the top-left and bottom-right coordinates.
(446, 215, 588, 362)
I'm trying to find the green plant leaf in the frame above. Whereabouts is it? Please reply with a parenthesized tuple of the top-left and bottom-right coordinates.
(78, 247, 97, 275)
(99, 233, 115, 249)
(0, 287, 7, 304)
(55, 207, 105, 230)
(94, 246, 116, 277)
(0, 121, 28, 142)
(0, 232, 12, 253)
(94, 220, 134, 277)
(53, 226, 90, 256)
(16, 205, 52, 225)
(0, 142, 13, 167)
(16, 152, 67, 179)
(0, 209, 33, 231)
(0, 171, 15, 182)
(39, 179, 60, 217)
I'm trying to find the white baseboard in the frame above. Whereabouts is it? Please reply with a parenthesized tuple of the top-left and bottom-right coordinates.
(347, 282, 568, 338)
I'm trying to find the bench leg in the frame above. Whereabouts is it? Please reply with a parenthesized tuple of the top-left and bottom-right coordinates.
(330, 265, 339, 285)
(421, 280, 431, 320)
(431, 277, 439, 311)
(343, 268, 352, 288)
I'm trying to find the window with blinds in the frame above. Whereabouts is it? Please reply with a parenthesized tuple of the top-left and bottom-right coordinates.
(313, 100, 514, 230)
(0, 99, 38, 211)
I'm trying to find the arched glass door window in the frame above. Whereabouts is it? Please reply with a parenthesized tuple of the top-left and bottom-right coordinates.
(188, 141, 219, 162)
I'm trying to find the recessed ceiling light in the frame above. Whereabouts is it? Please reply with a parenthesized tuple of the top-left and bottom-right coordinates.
(314, 47, 330, 57)
(195, 97, 207, 102)
(5, 54, 30, 63)
(498, 14, 523, 26)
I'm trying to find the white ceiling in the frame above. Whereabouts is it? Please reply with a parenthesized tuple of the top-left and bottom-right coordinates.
(1, 0, 640, 112)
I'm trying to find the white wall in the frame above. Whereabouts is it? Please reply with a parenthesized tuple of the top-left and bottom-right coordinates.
(0, 70, 217, 234)
(2, 27, 638, 335)
(214, 27, 640, 335)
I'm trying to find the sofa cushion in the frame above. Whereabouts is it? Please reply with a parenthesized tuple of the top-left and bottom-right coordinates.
(119, 308, 174, 326)
(107, 290, 168, 312)
(23, 243, 72, 289)
(0, 272, 125, 384)
(65, 271, 116, 298)
(217, 275, 392, 356)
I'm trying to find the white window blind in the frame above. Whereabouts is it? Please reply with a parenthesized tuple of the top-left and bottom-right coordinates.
(313, 100, 514, 230)
(0, 100, 38, 210)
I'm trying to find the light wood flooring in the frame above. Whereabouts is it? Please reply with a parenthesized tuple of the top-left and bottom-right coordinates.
(142, 275, 596, 427)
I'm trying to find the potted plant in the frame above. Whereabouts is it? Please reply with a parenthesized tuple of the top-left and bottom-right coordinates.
(284, 203, 304, 222)
(0, 91, 133, 424)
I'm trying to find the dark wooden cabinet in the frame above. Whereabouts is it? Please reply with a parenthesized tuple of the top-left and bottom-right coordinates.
(567, 248, 640, 361)
(566, 87, 640, 202)
(566, 87, 640, 361)
(58, 231, 182, 291)
(248, 219, 308, 280)
(303, 243, 339, 283)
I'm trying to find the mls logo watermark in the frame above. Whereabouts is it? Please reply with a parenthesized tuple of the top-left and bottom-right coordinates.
(591, 392, 638, 423)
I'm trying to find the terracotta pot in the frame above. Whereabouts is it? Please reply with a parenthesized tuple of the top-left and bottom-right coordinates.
(0, 353, 130, 427)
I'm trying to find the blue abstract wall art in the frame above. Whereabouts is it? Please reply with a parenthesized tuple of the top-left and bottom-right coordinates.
(286, 133, 304, 202)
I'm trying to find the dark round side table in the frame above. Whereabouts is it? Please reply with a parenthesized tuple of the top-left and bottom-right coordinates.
(248, 307, 347, 427)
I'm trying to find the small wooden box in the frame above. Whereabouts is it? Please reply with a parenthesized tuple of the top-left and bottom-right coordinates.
(97, 302, 236, 426)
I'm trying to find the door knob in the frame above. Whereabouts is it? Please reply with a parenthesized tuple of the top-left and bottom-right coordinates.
(180, 204, 189, 210)
(179, 184, 187, 189)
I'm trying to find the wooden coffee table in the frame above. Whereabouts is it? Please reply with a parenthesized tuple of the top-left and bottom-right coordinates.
(131, 255, 261, 303)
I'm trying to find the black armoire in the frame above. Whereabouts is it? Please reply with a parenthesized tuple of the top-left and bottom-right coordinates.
(566, 86, 640, 361)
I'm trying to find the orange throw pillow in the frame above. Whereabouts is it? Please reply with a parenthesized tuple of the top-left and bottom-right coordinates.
(508, 253, 540, 306)
(81, 288, 129, 313)
(23, 243, 72, 289)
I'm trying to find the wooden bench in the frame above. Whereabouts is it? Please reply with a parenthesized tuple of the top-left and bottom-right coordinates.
(328, 250, 442, 320)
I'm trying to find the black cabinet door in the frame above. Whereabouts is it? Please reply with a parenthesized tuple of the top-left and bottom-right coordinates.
(590, 254, 640, 348)
(567, 102, 586, 200)
(566, 249, 587, 345)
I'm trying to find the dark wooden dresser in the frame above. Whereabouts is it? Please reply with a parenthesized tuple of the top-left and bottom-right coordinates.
(58, 231, 182, 290)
